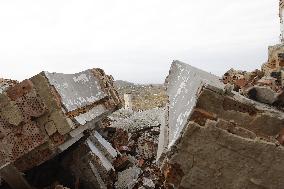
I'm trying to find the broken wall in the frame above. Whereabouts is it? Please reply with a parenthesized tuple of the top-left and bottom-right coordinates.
(0, 68, 122, 188)
(159, 61, 284, 189)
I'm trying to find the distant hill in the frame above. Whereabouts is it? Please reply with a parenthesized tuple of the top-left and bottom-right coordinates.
(114, 80, 167, 111)
(114, 80, 135, 89)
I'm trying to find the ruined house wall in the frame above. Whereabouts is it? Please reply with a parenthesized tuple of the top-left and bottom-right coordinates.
(160, 61, 284, 189)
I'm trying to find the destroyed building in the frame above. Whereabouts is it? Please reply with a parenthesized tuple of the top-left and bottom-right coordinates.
(2, 60, 284, 189)
(1, 1, 284, 189)
(0, 68, 165, 189)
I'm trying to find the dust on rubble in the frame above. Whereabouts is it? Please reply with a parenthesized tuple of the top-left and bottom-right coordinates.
(98, 108, 167, 189)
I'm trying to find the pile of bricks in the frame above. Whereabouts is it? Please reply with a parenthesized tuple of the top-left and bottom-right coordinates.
(98, 108, 165, 189)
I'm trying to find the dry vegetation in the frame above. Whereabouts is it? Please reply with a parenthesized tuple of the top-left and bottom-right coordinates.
(114, 80, 167, 110)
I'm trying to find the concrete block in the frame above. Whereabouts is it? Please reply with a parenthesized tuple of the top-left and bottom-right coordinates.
(44, 70, 107, 112)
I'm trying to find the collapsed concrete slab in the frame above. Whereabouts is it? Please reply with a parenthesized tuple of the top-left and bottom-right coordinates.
(0, 68, 122, 188)
(157, 60, 223, 160)
(158, 60, 284, 188)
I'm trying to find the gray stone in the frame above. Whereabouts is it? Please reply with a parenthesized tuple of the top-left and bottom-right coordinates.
(115, 166, 142, 189)
(246, 85, 278, 104)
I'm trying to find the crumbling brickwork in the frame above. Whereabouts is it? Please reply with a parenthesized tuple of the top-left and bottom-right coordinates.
(0, 68, 122, 189)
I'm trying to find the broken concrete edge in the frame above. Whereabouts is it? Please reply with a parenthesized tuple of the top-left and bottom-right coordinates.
(168, 60, 223, 147)
(157, 60, 224, 162)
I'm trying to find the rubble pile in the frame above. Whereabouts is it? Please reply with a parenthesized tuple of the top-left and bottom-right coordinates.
(222, 44, 284, 108)
(98, 108, 166, 189)
(0, 66, 170, 189)
(2, 9, 284, 187)
(0, 59, 284, 189)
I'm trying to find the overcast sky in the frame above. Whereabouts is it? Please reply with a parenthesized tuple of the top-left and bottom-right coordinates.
(0, 0, 280, 83)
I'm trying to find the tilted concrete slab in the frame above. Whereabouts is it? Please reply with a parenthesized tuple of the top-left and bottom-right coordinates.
(159, 61, 284, 188)
(44, 70, 107, 112)
(157, 60, 223, 158)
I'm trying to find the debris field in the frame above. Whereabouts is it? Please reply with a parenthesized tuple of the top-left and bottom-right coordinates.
(0, 1, 284, 189)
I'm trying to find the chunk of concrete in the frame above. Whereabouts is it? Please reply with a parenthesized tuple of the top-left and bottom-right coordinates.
(164, 60, 223, 148)
(115, 166, 142, 189)
(246, 85, 278, 105)
(44, 70, 107, 112)
(159, 61, 284, 188)
(0, 68, 122, 189)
